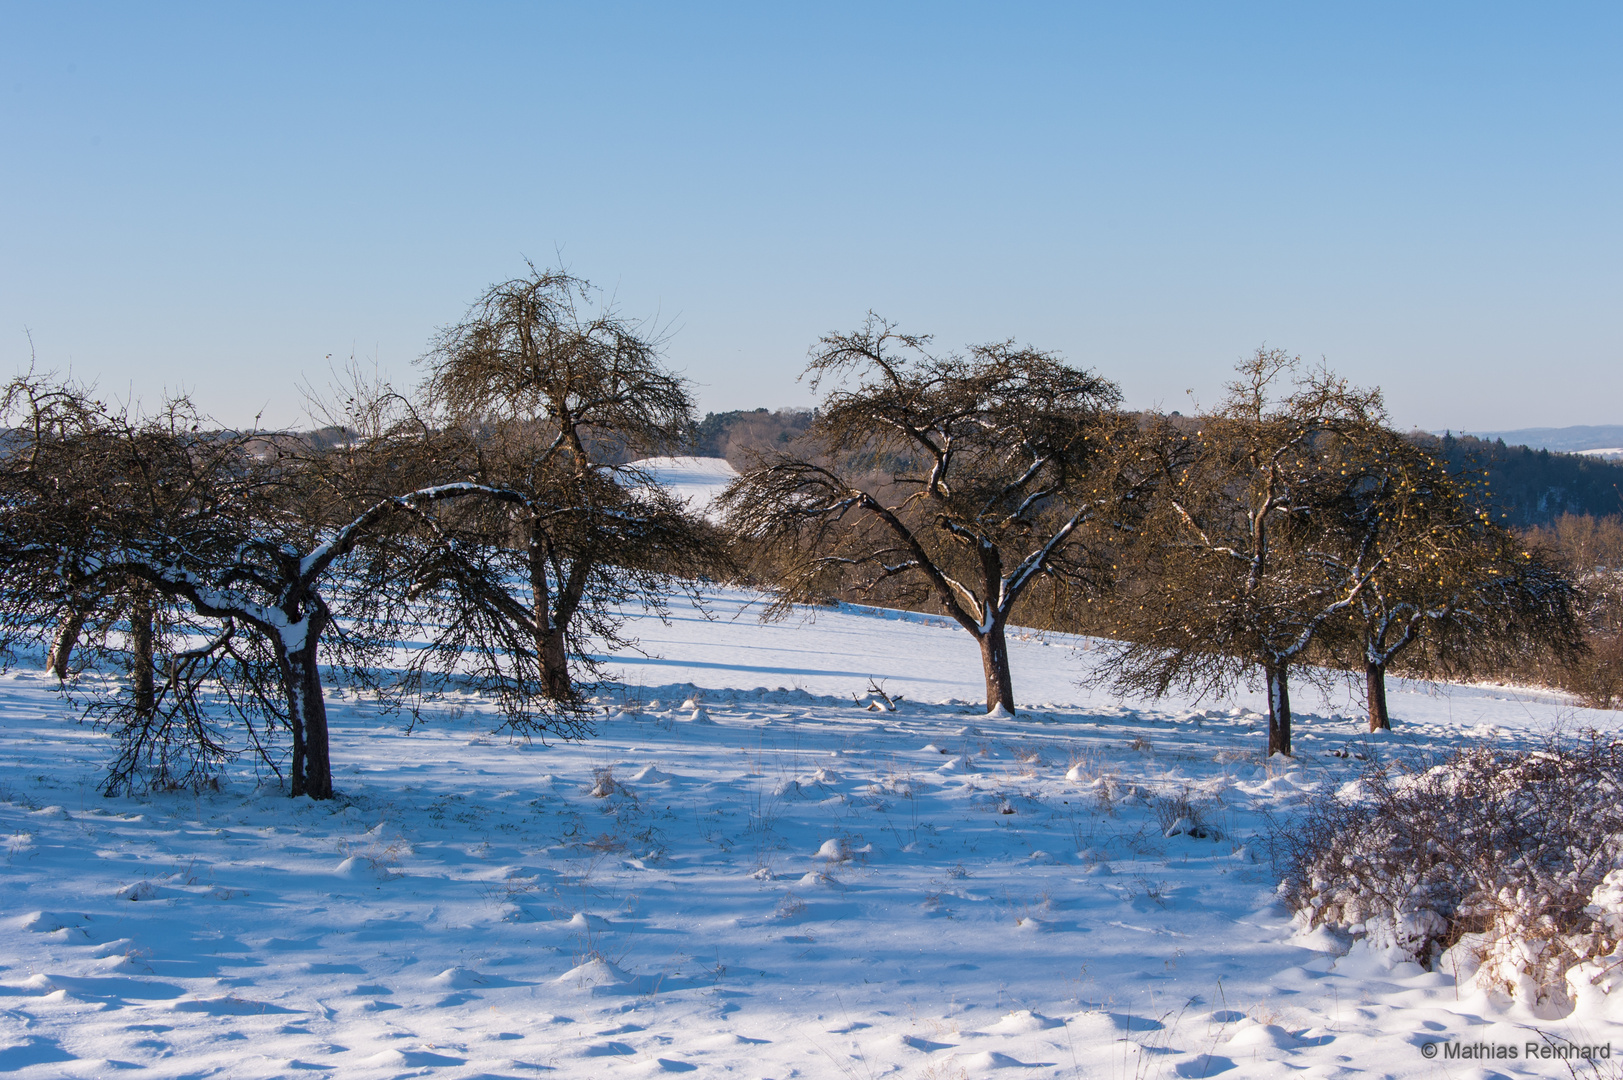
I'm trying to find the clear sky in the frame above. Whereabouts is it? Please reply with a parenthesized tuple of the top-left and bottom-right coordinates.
(2, 3, 1618, 432)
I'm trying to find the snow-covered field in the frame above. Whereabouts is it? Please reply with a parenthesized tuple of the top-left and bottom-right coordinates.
(629, 457, 739, 518)
(3, 589, 1621, 1079)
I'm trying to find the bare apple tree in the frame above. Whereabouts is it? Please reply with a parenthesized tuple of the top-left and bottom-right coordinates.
(0, 375, 513, 798)
(1317, 431, 1584, 731)
(1105, 350, 1387, 756)
(414, 267, 719, 708)
(719, 315, 1138, 714)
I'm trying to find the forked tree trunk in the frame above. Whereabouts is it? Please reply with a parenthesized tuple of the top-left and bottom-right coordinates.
(130, 590, 155, 716)
(1265, 661, 1292, 756)
(1365, 659, 1391, 732)
(47, 606, 87, 679)
(979, 623, 1016, 714)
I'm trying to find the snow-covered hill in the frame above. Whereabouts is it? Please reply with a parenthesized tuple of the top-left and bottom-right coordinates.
(1, 590, 1618, 1078)
(631, 456, 738, 519)
(1454, 423, 1623, 454)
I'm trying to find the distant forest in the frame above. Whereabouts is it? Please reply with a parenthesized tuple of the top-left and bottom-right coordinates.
(1414, 433, 1623, 526)
(690, 408, 815, 462)
(691, 410, 1623, 528)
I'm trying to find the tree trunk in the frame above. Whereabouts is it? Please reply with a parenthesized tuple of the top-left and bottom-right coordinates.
(47, 606, 87, 679)
(529, 529, 574, 702)
(1365, 658, 1391, 732)
(278, 606, 333, 801)
(537, 626, 573, 701)
(280, 647, 307, 797)
(979, 623, 1016, 714)
(1265, 661, 1292, 756)
(283, 638, 333, 800)
(131, 590, 155, 716)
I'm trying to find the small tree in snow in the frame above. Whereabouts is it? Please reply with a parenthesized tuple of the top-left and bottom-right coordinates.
(719, 315, 1137, 714)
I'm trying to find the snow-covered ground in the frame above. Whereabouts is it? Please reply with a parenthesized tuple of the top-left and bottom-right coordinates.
(3, 589, 1621, 1079)
(631, 457, 739, 518)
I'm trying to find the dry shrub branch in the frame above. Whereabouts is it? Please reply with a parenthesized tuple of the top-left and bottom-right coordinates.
(1276, 737, 1623, 1015)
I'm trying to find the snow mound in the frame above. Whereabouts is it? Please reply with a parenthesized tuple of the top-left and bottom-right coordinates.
(626, 765, 674, 783)
(332, 856, 393, 880)
(814, 838, 850, 862)
(625, 1058, 702, 1075)
(115, 880, 160, 902)
(361, 1048, 466, 1068)
(589, 772, 626, 798)
(958, 1049, 1030, 1069)
(1292, 924, 1350, 955)
(13, 973, 57, 993)
(1225, 1019, 1302, 1049)
(95, 952, 151, 973)
(984, 1009, 1063, 1033)
(565, 911, 612, 930)
(170, 995, 295, 1014)
(16, 911, 88, 933)
(430, 966, 488, 988)
(1164, 816, 1217, 839)
(364, 1050, 411, 1068)
(499, 902, 542, 923)
(556, 957, 634, 988)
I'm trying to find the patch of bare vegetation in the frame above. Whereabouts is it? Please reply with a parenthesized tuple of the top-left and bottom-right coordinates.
(1277, 737, 1623, 1014)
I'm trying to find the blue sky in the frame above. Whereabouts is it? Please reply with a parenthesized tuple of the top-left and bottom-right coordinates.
(2, 3, 1618, 431)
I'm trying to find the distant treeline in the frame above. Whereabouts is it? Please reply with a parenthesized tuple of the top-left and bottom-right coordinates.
(690, 408, 815, 461)
(695, 411, 1623, 528)
(1413, 433, 1623, 527)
